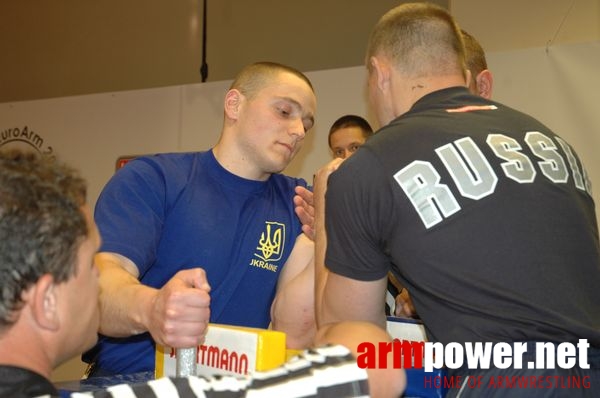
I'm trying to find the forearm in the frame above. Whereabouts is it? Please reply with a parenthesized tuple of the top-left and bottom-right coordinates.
(270, 234, 316, 349)
(96, 253, 156, 337)
(270, 263, 316, 349)
(313, 160, 335, 327)
(319, 271, 389, 331)
(314, 193, 328, 327)
(315, 321, 406, 398)
(314, 163, 387, 329)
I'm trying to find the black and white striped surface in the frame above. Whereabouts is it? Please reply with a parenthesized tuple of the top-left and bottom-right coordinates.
(69, 345, 369, 398)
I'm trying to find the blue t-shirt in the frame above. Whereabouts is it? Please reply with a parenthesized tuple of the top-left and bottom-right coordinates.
(85, 150, 306, 374)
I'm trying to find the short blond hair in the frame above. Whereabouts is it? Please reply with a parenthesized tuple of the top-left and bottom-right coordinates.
(229, 62, 314, 100)
(366, 3, 466, 80)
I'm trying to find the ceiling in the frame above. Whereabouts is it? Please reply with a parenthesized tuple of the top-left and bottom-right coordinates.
(1, 0, 597, 103)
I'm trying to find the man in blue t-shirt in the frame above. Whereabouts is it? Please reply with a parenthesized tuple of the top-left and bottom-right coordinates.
(84, 62, 318, 376)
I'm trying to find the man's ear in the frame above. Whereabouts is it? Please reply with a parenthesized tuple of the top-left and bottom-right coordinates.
(476, 70, 493, 99)
(369, 56, 391, 93)
(224, 89, 243, 120)
(30, 274, 60, 331)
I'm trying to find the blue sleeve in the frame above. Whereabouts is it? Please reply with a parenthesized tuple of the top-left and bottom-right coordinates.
(94, 157, 177, 275)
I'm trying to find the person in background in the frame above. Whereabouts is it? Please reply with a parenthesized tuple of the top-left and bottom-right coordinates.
(84, 62, 318, 377)
(315, 3, 600, 397)
(0, 150, 100, 397)
(328, 114, 374, 159)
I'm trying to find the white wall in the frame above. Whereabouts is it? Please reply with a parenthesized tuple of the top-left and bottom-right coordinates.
(487, 41, 600, 204)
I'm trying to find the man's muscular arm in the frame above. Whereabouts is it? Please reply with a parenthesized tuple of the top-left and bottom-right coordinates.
(270, 234, 315, 349)
(96, 252, 211, 348)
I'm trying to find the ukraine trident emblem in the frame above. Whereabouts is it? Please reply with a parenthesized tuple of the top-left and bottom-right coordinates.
(256, 222, 285, 261)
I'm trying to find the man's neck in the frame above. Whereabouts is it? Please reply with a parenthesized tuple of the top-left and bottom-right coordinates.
(212, 141, 270, 181)
(0, 336, 53, 379)
(393, 73, 468, 118)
